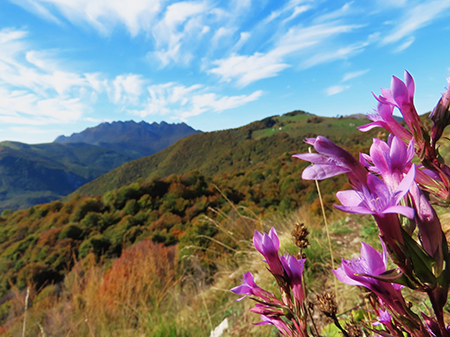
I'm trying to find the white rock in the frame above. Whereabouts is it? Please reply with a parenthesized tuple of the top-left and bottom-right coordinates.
(210, 318, 229, 337)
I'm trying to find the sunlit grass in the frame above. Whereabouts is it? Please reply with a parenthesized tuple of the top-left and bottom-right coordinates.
(0, 205, 369, 336)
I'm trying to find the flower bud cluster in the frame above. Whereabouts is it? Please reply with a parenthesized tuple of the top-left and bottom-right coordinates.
(231, 227, 308, 337)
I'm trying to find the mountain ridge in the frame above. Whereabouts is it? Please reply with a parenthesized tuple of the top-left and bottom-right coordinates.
(54, 120, 201, 158)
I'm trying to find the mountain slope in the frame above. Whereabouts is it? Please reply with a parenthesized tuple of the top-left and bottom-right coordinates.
(54, 120, 201, 158)
(70, 111, 374, 198)
(0, 121, 201, 211)
(0, 141, 135, 211)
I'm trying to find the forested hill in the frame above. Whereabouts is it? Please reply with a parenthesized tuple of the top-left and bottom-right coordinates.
(69, 111, 375, 198)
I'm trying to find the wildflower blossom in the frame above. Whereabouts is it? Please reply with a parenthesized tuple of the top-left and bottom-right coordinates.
(280, 254, 305, 304)
(254, 315, 296, 337)
(231, 271, 281, 304)
(293, 135, 367, 187)
(253, 227, 284, 276)
(359, 101, 412, 141)
(333, 241, 410, 317)
(430, 78, 450, 146)
(373, 309, 392, 328)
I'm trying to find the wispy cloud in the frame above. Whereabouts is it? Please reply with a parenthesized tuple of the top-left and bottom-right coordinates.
(128, 82, 263, 121)
(313, 2, 353, 23)
(210, 21, 362, 86)
(10, 0, 163, 36)
(325, 85, 350, 96)
(209, 52, 290, 87)
(342, 69, 370, 82)
(382, 0, 450, 45)
(0, 28, 92, 124)
(111, 74, 146, 105)
(302, 39, 367, 68)
(282, 5, 311, 24)
(150, 1, 210, 66)
(0, 27, 262, 128)
(393, 36, 415, 52)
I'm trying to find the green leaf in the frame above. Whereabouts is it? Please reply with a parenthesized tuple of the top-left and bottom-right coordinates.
(400, 229, 437, 289)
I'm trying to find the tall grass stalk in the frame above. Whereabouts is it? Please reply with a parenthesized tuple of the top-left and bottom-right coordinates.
(310, 147, 338, 300)
(21, 286, 30, 337)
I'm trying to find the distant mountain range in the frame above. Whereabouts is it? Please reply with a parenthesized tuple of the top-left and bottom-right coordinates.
(54, 120, 201, 158)
(0, 121, 200, 211)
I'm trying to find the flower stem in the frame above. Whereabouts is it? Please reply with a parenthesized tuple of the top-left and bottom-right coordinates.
(310, 147, 338, 300)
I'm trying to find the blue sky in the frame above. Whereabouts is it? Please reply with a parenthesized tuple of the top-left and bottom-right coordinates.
(1, 0, 450, 143)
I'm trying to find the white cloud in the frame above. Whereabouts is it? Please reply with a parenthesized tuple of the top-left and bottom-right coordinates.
(0, 87, 87, 125)
(313, 2, 353, 23)
(301, 39, 366, 68)
(128, 82, 263, 121)
(325, 85, 350, 96)
(209, 52, 291, 87)
(382, 0, 450, 44)
(282, 5, 311, 24)
(111, 74, 146, 105)
(150, 1, 210, 67)
(211, 27, 236, 47)
(276, 22, 362, 55)
(342, 69, 370, 82)
(0, 28, 150, 126)
(393, 36, 415, 52)
(209, 21, 362, 86)
(232, 32, 251, 52)
(262, 0, 310, 24)
(10, 0, 163, 36)
(0, 24, 263, 131)
(0, 28, 93, 125)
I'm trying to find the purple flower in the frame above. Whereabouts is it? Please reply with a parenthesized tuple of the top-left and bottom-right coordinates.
(373, 309, 392, 327)
(361, 136, 414, 189)
(281, 254, 305, 304)
(334, 166, 415, 219)
(359, 71, 425, 143)
(421, 313, 447, 337)
(430, 77, 450, 145)
(250, 303, 284, 316)
(254, 315, 295, 337)
(409, 183, 444, 272)
(293, 135, 367, 188)
(333, 241, 409, 316)
(335, 167, 415, 245)
(253, 227, 284, 276)
(359, 101, 412, 141)
(381, 71, 425, 140)
(231, 271, 280, 303)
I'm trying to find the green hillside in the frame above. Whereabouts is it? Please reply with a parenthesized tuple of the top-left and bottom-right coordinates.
(71, 111, 374, 198)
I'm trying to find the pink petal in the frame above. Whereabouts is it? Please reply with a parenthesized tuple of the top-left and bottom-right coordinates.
(336, 190, 362, 206)
(405, 70, 415, 99)
(302, 164, 350, 180)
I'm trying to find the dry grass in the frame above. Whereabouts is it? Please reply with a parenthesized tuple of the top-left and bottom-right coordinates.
(1, 205, 366, 336)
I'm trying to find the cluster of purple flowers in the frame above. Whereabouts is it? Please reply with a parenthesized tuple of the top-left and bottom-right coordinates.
(231, 227, 308, 337)
(232, 72, 450, 337)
